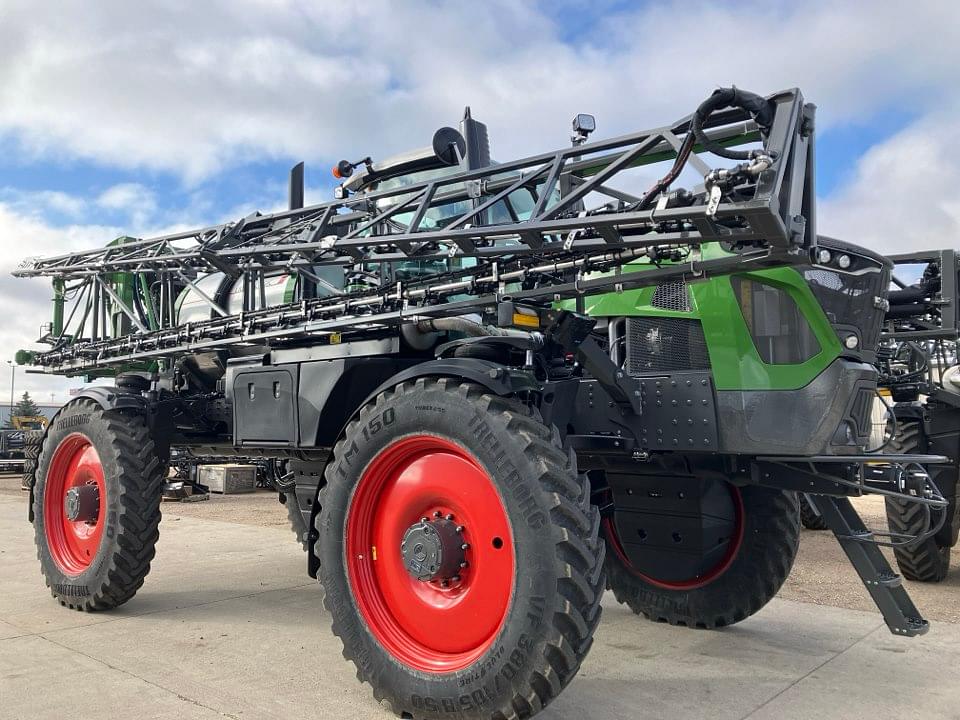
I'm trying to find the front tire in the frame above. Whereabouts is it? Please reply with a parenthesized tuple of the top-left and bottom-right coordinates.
(33, 400, 163, 610)
(317, 378, 604, 719)
(604, 482, 799, 628)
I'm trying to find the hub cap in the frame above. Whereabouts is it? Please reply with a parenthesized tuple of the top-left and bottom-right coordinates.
(43, 434, 106, 575)
(64, 484, 100, 523)
(401, 517, 466, 582)
(346, 435, 514, 673)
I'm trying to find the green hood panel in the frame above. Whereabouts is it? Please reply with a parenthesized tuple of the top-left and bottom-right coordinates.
(566, 245, 842, 392)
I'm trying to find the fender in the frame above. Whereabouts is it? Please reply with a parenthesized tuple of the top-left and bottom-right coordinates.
(68, 386, 149, 413)
(360, 358, 540, 409)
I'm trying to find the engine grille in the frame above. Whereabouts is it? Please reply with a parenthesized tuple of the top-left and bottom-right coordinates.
(625, 317, 711, 374)
(651, 281, 691, 312)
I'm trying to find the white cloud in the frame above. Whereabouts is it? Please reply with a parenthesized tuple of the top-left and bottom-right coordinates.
(819, 110, 960, 253)
(0, 189, 86, 219)
(0, 204, 125, 402)
(97, 183, 152, 211)
(0, 1, 957, 181)
(0, 0, 959, 407)
(97, 183, 157, 226)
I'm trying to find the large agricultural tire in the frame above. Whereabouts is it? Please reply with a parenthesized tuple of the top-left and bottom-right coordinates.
(316, 378, 604, 719)
(33, 400, 163, 610)
(604, 483, 800, 628)
(800, 494, 829, 530)
(21, 429, 44, 490)
(885, 421, 951, 582)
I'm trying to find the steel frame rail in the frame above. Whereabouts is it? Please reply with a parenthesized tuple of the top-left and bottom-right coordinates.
(883, 249, 959, 341)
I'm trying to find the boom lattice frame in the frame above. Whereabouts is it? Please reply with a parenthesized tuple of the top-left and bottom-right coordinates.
(15, 88, 815, 374)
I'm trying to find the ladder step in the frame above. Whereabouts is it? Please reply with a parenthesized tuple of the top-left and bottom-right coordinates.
(893, 617, 930, 637)
(809, 495, 930, 637)
(867, 570, 902, 588)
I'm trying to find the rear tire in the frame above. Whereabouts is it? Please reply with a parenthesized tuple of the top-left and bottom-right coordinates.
(33, 400, 163, 610)
(22, 429, 44, 490)
(317, 378, 604, 719)
(604, 483, 799, 628)
(885, 421, 951, 582)
(800, 494, 829, 530)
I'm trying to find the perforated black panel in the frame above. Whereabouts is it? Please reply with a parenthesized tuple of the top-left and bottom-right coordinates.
(651, 281, 691, 312)
(625, 318, 711, 374)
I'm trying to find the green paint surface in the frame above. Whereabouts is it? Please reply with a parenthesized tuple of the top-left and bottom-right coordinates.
(567, 244, 841, 391)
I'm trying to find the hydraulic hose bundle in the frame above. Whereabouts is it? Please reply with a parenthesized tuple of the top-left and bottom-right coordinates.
(634, 87, 777, 211)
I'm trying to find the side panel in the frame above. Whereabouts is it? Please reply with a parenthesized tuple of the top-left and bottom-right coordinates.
(568, 360, 876, 458)
(582, 265, 842, 391)
(715, 360, 877, 455)
(232, 366, 299, 446)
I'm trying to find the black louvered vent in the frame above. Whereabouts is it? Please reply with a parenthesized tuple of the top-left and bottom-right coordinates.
(849, 387, 875, 437)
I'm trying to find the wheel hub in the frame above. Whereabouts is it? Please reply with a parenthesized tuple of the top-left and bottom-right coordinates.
(64, 484, 100, 524)
(401, 515, 466, 583)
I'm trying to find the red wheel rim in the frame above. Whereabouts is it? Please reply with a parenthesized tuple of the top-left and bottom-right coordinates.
(346, 435, 514, 673)
(43, 433, 107, 576)
(603, 483, 744, 590)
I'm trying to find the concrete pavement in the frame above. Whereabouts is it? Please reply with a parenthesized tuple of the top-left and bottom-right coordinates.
(2, 493, 958, 720)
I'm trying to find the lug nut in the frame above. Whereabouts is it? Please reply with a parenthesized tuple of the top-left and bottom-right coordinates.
(461, 543, 470, 550)
(460, 561, 469, 569)
(420, 517, 428, 523)
(433, 511, 442, 518)
(445, 513, 454, 521)
(451, 575, 460, 582)
(455, 525, 464, 533)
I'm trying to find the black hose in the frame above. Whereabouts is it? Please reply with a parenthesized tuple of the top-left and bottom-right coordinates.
(691, 87, 776, 161)
(130, 276, 153, 329)
(634, 132, 696, 211)
(633, 87, 775, 210)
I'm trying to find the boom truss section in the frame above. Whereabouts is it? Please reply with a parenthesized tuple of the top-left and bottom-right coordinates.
(14, 88, 816, 374)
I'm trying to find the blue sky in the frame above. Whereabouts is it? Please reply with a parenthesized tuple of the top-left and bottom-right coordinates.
(0, 0, 957, 400)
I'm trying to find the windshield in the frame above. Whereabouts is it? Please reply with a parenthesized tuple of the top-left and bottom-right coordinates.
(371, 173, 554, 232)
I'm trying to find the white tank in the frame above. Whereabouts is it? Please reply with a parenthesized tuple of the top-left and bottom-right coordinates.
(175, 268, 343, 324)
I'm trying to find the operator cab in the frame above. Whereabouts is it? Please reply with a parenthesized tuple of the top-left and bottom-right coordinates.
(332, 108, 556, 230)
